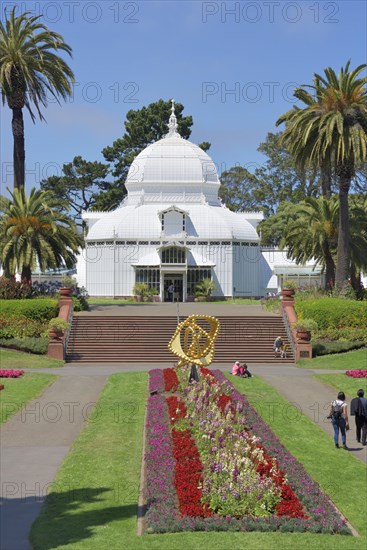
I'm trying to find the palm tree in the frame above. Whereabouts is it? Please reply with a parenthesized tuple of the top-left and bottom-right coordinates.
(194, 278, 216, 298)
(276, 61, 367, 289)
(0, 187, 83, 283)
(280, 197, 339, 290)
(0, 7, 74, 191)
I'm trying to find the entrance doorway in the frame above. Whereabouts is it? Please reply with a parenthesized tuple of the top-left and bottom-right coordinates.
(164, 275, 183, 302)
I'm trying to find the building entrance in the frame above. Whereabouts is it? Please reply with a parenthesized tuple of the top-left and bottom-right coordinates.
(164, 275, 183, 302)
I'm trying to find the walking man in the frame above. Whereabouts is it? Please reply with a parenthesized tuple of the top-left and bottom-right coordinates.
(350, 389, 367, 445)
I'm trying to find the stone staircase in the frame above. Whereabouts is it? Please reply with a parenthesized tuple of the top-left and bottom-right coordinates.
(66, 315, 294, 363)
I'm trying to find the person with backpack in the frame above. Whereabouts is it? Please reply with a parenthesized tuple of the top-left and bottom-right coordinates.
(350, 389, 367, 445)
(328, 391, 349, 449)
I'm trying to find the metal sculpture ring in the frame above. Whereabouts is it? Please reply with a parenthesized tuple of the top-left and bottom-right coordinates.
(168, 314, 220, 368)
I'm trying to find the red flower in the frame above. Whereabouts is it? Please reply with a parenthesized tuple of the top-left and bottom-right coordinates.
(164, 368, 179, 391)
(200, 367, 217, 385)
(167, 396, 187, 423)
(171, 427, 211, 517)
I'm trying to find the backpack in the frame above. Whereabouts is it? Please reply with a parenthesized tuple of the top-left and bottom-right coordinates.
(332, 402, 344, 419)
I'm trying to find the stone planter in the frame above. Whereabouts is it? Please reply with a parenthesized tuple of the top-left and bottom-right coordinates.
(281, 288, 295, 301)
(296, 329, 311, 342)
(48, 329, 63, 340)
(60, 287, 72, 297)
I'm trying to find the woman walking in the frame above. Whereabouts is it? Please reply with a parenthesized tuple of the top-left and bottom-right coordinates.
(328, 391, 349, 449)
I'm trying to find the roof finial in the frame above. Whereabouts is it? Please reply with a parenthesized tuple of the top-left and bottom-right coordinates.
(166, 98, 180, 137)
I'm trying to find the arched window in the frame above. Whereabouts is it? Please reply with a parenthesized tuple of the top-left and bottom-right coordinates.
(161, 247, 186, 264)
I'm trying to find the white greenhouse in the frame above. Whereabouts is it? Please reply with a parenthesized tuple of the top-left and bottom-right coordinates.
(76, 103, 324, 300)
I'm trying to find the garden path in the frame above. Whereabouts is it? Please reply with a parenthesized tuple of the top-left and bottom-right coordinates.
(0, 373, 107, 550)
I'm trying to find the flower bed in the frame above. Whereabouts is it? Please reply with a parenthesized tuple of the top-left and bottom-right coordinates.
(144, 368, 351, 535)
(0, 369, 24, 378)
(345, 369, 367, 378)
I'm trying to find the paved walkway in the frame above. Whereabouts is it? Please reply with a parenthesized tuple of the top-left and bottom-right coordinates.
(1, 361, 366, 550)
(0, 373, 107, 550)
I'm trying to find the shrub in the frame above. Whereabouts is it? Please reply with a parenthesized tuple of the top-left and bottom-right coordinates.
(312, 340, 366, 357)
(330, 281, 357, 300)
(292, 319, 318, 332)
(282, 279, 297, 290)
(61, 275, 77, 288)
(48, 318, 69, 334)
(315, 327, 367, 343)
(72, 295, 89, 312)
(0, 276, 33, 299)
(295, 298, 367, 331)
(262, 298, 281, 314)
(0, 316, 47, 339)
(133, 283, 158, 301)
(194, 278, 216, 297)
(0, 298, 58, 321)
(0, 337, 49, 354)
(30, 280, 62, 296)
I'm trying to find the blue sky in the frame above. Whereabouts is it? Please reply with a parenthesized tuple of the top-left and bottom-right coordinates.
(1, 0, 366, 194)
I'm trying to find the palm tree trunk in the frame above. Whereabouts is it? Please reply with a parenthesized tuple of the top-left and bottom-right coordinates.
(12, 107, 25, 191)
(335, 174, 350, 289)
(350, 266, 363, 299)
(21, 265, 32, 284)
(320, 159, 331, 198)
(323, 241, 335, 290)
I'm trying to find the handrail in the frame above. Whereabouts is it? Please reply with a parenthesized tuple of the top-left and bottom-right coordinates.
(63, 301, 74, 357)
(282, 304, 295, 356)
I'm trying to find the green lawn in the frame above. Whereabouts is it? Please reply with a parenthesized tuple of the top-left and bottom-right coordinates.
(0, 348, 64, 369)
(0, 372, 57, 423)
(313, 373, 367, 399)
(298, 348, 367, 370)
(30, 371, 367, 550)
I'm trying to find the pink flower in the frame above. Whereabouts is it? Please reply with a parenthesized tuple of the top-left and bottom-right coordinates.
(345, 370, 367, 378)
(0, 369, 24, 378)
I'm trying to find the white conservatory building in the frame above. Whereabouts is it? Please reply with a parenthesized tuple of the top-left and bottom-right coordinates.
(76, 103, 323, 300)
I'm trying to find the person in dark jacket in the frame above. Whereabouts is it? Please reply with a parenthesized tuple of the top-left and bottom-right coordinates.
(350, 389, 367, 445)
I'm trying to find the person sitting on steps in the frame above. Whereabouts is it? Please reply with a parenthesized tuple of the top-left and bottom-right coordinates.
(274, 336, 286, 358)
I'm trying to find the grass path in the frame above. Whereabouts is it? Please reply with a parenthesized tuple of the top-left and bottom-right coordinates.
(0, 348, 64, 369)
(30, 371, 367, 550)
(0, 372, 57, 423)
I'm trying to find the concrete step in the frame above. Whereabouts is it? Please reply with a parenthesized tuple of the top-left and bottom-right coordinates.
(66, 314, 294, 364)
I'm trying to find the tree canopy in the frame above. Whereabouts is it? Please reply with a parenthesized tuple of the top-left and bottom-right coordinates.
(259, 194, 367, 292)
(219, 132, 321, 216)
(0, 7, 74, 190)
(40, 156, 110, 228)
(276, 61, 367, 288)
(0, 187, 83, 282)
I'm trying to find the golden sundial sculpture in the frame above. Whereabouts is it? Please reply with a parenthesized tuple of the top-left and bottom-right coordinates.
(168, 315, 220, 368)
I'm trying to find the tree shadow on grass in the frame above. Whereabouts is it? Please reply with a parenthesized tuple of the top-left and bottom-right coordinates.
(28, 487, 137, 549)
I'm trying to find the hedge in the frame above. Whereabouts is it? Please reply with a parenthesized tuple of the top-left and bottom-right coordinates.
(295, 298, 367, 330)
(0, 337, 49, 354)
(0, 298, 58, 321)
(312, 340, 366, 357)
